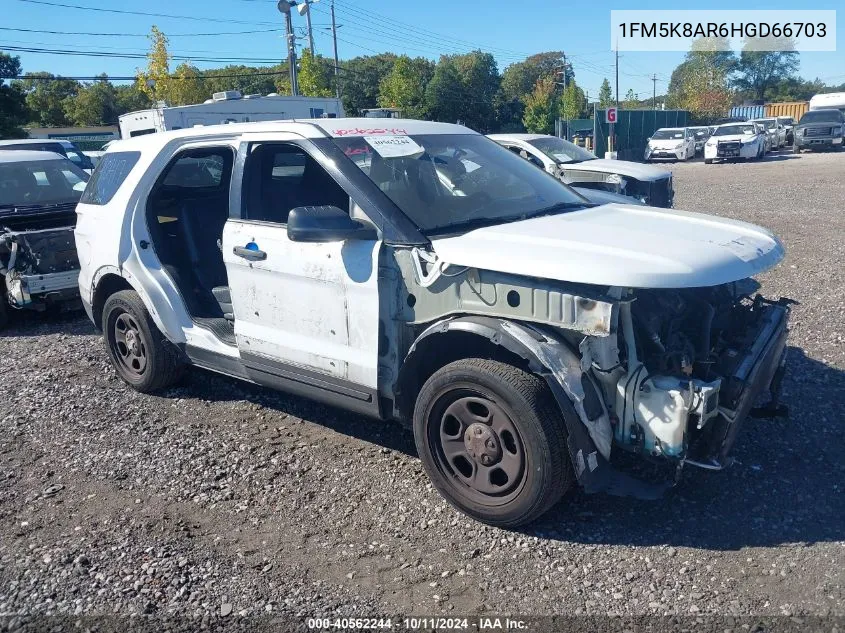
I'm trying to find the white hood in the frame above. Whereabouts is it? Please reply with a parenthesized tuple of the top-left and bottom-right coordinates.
(564, 158, 670, 182)
(430, 204, 785, 289)
(647, 139, 684, 151)
(711, 134, 755, 143)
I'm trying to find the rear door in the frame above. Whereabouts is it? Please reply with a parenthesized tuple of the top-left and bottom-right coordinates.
(222, 134, 382, 414)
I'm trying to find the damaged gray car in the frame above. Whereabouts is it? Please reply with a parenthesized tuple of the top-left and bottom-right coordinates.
(0, 150, 86, 329)
(75, 120, 791, 527)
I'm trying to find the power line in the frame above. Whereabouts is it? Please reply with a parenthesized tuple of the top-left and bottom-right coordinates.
(2, 70, 289, 81)
(0, 26, 282, 38)
(1, 45, 285, 64)
(13, 0, 277, 26)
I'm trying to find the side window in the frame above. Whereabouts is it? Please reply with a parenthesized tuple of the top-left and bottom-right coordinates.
(243, 143, 350, 224)
(162, 154, 226, 189)
(80, 151, 141, 205)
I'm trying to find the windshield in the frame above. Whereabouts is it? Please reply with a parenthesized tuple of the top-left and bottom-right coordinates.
(692, 128, 709, 138)
(0, 158, 88, 207)
(800, 110, 843, 123)
(714, 125, 756, 136)
(651, 129, 684, 140)
(332, 134, 587, 235)
(754, 120, 775, 129)
(779, 118, 794, 125)
(525, 136, 596, 164)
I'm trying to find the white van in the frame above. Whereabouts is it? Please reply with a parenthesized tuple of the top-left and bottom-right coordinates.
(809, 92, 845, 114)
(118, 91, 345, 139)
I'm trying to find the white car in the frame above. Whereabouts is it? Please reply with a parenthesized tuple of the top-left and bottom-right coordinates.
(644, 128, 696, 161)
(704, 122, 766, 163)
(489, 133, 674, 207)
(751, 118, 786, 150)
(75, 119, 791, 527)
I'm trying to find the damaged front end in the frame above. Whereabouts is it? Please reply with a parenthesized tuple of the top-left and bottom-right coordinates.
(1, 205, 81, 313)
(609, 282, 791, 471)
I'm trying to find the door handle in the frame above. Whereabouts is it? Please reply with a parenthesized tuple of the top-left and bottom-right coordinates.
(233, 245, 267, 261)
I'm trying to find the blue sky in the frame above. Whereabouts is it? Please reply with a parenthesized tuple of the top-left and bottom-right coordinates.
(5, 0, 843, 100)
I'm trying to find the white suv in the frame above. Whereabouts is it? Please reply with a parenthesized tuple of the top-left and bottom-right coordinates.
(76, 119, 791, 527)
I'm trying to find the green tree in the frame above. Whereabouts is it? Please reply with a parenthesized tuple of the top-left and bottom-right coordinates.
(378, 55, 434, 119)
(733, 40, 799, 101)
(13, 72, 79, 127)
(451, 51, 499, 132)
(0, 52, 28, 138)
(340, 53, 397, 115)
(522, 77, 556, 134)
(65, 74, 118, 125)
(170, 62, 208, 106)
(559, 80, 587, 120)
(623, 88, 638, 110)
(666, 38, 736, 120)
(598, 78, 613, 109)
(115, 84, 151, 115)
(136, 26, 173, 104)
(500, 52, 570, 102)
(425, 57, 464, 124)
(201, 64, 283, 97)
(298, 50, 334, 97)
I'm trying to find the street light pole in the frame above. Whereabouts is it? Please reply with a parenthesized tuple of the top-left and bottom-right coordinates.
(277, 0, 298, 96)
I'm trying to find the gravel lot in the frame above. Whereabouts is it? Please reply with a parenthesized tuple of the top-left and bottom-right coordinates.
(1, 149, 844, 630)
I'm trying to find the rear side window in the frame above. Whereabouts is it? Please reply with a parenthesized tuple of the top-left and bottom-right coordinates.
(80, 151, 141, 205)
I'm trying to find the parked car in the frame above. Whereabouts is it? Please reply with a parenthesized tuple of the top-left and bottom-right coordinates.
(751, 118, 786, 150)
(792, 109, 845, 152)
(0, 150, 87, 328)
(488, 133, 674, 207)
(777, 116, 796, 145)
(0, 138, 95, 173)
(643, 128, 696, 161)
(704, 122, 766, 163)
(76, 119, 790, 527)
(688, 126, 711, 155)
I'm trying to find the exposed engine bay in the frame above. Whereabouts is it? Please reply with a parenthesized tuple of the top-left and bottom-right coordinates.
(0, 204, 80, 313)
(596, 280, 790, 468)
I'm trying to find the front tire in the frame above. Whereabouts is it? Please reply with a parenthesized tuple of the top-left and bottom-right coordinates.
(102, 290, 185, 393)
(704, 159, 713, 164)
(413, 359, 573, 527)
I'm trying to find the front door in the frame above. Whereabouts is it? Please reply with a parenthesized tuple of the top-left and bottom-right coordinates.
(222, 137, 382, 414)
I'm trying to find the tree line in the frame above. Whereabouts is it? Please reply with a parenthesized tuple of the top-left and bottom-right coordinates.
(665, 37, 844, 122)
(2, 30, 844, 139)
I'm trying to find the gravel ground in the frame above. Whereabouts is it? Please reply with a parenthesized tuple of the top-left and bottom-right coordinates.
(1, 149, 844, 631)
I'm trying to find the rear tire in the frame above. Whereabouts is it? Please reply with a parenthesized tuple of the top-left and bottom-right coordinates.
(413, 359, 573, 527)
(102, 290, 185, 393)
(704, 159, 713, 165)
(0, 297, 8, 330)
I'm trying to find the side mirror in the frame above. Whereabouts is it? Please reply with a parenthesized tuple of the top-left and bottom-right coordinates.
(287, 205, 377, 243)
(646, 137, 651, 142)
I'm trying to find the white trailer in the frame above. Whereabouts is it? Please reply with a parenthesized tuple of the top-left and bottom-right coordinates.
(809, 92, 845, 114)
(118, 91, 345, 139)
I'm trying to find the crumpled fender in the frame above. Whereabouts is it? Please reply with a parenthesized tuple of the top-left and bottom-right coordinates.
(405, 316, 667, 500)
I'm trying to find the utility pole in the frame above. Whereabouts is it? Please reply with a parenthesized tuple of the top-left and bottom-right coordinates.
(331, 0, 340, 98)
(278, 0, 298, 96)
(610, 44, 619, 157)
(303, 1, 315, 57)
(651, 74, 658, 110)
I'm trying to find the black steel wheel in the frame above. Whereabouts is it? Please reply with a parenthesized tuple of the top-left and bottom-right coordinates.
(102, 290, 185, 393)
(413, 359, 573, 527)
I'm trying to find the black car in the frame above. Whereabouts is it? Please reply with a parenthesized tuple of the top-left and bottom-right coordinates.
(793, 109, 845, 152)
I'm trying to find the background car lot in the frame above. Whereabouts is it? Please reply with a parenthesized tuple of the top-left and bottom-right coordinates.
(1, 152, 843, 625)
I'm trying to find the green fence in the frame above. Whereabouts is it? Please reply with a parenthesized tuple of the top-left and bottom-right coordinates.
(593, 110, 690, 161)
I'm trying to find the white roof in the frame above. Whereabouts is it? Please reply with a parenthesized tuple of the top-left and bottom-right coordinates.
(487, 133, 554, 142)
(113, 118, 476, 153)
(0, 149, 67, 163)
(0, 138, 64, 147)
